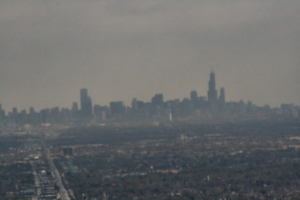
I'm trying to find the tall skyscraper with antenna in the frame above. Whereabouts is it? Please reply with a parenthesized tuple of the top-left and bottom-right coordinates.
(207, 71, 218, 102)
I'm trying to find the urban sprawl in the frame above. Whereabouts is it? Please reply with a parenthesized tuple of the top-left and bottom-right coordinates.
(0, 72, 300, 200)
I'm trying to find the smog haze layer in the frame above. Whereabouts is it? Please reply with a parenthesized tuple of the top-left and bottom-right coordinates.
(1, 0, 300, 110)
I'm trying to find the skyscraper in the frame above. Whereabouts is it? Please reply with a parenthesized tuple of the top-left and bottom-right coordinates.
(190, 90, 198, 102)
(219, 87, 225, 110)
(151, 94, 163, 106)
(131, 98, 138, 112)
(80, 88, 93, 119)
(80, 88, 88, 102)
(207, 71, 218, 102)
(219, 87, 225, 104)
(110, 101, 125, 116)
(71, 102, 79, 119)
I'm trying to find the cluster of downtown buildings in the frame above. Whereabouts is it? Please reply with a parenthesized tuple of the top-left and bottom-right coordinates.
(0, 72, 299, 126)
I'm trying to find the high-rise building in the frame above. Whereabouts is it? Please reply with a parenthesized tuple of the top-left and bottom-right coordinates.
(219, 87, 225, 104)
(110, 101, 125, 116)
(219, 87, 225, 110)
(71, 102, 79, 119)
(80, 88, 93, 119)
(151, 94, 163, 106)
(207, 71, 218, 102)
(80, 88, 88, 104)
(190, 90, 198, 102)
(131, 98, 138, 112)
(12, 107, 18, 115)
(29, 107, 35, 114)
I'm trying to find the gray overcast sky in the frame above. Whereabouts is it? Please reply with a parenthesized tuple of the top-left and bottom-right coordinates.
(1, 0, 300, 111)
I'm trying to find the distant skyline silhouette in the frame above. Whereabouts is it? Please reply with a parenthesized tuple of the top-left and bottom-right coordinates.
(1, 1, 300, 110)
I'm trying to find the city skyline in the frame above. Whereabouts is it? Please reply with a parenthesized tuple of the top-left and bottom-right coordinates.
(0, 71, 298, 127)
(1, 1, 300, 110)
(0, 71, 299, 112)
(0, 71, 298, 114)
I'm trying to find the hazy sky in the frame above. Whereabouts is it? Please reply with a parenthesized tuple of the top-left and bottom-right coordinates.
(1, 0, 300, 111)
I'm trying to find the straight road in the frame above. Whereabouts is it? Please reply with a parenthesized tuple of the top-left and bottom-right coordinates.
(43, 145, 71, 200)
(30, 161, 41, 200)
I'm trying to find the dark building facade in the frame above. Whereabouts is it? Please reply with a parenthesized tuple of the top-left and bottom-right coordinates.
(190, 90, 198, 102)
(219, 87, 225, 103)
(110, 101, 125, 116)
(207, 71, 218, 102)
(151, 94, 163, 106)
(80, 88, 93, 119)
